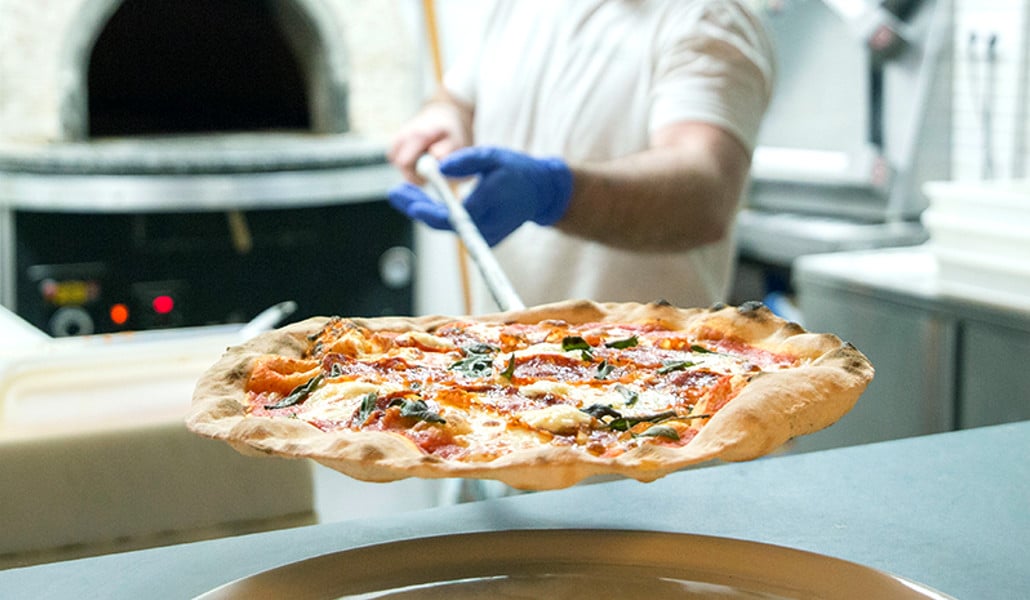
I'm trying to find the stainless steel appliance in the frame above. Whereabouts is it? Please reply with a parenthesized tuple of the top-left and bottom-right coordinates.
(0, 136, 411, 337)
(734, 0, 953, 298)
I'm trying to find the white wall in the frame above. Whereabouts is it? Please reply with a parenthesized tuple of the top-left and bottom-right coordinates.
(951, 0, 1030, 180)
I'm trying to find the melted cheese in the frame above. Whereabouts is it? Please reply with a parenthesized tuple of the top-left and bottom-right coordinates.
(305, 380, 401, 422)
(395, 330, 457, 351)
(519, 380, 574, 399)
(519, 404, 596, 435)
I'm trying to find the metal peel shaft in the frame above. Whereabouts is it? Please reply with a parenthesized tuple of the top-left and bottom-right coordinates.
(415, 154, 526, 312)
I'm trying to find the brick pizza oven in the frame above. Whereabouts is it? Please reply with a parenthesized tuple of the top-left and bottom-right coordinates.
(0, 0, 422, 336)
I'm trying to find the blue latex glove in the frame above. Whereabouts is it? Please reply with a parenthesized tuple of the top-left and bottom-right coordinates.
(387, 147, 573, 246)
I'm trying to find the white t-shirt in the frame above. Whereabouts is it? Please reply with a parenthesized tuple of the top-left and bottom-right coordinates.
(444, 0, 775, 313)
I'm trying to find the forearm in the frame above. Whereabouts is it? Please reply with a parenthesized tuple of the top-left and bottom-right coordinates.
(557, 124, 750, 252)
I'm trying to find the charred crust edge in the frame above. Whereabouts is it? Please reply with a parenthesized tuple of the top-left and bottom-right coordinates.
(738, 300, 766, 314)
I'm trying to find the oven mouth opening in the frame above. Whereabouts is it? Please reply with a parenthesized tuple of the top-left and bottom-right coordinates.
(74, 0, 350, 141)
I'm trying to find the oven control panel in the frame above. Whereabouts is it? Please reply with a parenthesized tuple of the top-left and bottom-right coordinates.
(14, 202, 413, 337)
(27, 264, 188, 336)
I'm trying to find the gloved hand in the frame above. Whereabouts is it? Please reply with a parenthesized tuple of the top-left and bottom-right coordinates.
(387, 146, 573, 246)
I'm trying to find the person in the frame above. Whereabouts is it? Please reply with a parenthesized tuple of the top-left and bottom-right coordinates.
(388, 0, 775, 315)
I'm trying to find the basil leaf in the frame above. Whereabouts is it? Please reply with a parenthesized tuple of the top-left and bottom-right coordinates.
(389, 398, 446, 424)
(595, 360, 614, 380)
(328, 362, 345, 378)
(501, 354, 517, 379)
(581, 404, 622, 420)
(615, 384, 639, 407)
(561, 336, 592, 352)
(355, 392, 378, 423)
(604, 410, 678, 432)
(463, 342, 499, 355)
(690, 344, 714, 354)
(265, 374, 324, 409)
(637, 425, 680, 440)
(607, 417, 632, 432)
(658, 360, 695, 374)
(450, 343, 501, 377)
(605, 335, 639, 349)
(449, 353, 494, 377)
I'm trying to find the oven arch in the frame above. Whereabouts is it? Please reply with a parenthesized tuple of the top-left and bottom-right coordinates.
(56, 0, 351, 141)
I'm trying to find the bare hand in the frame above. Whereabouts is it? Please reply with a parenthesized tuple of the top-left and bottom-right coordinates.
(388, 100, 473, 183)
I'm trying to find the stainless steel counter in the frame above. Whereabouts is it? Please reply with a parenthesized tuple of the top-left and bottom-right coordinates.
(794, 246, 1030, 329)
(792, 247, 1030, 453)
(2, 421, 1027, 599)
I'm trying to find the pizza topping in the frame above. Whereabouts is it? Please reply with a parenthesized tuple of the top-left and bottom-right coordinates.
(389, 398, 447, 425)
(638, 424, 680, 441)
(500, 354, 517, 379)
(605, 335, 639, 349)
(242, 316, 802, 461)
(394, 330, 457, 352)
(603, 409, 678, 432)
(519, 380, 574, 399)
(354, 392, 378, 424)
(519, 404, 596, 435)
(615, 384, 639, 406)
(560, 335, 594, 361)
(580, 403, 622, 420)
(657, 360, 695, 374)
(449, 350, 496, 378)
(264, 374, 323, 410)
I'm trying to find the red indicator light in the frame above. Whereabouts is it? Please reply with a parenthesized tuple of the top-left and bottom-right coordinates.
(109, 303, 130, 325)
(152, 295, 175, 314)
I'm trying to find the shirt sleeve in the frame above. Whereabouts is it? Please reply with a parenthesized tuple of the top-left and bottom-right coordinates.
(651, 0, 777, 153)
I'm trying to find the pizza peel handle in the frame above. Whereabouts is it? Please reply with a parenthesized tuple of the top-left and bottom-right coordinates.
(416, 154, 526, 312)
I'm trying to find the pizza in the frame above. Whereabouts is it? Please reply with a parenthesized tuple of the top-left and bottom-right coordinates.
(187, 300, 873, 490)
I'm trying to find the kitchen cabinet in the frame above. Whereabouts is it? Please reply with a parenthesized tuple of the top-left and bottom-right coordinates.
(790, 247, 1030, 453)
(960, 321, 1030, 427)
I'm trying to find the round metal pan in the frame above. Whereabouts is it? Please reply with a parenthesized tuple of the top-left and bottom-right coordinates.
(195, 529, 954, 600)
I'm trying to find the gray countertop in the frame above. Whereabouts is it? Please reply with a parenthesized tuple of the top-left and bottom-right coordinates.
(794, 247, 1030, 331)
(3, 421, 1028, 599)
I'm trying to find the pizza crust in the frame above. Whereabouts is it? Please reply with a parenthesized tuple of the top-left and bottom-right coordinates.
(187, 300, 873, 490)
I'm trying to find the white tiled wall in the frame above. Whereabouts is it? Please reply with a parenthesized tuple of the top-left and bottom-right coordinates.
(951, 0, 1030, 180)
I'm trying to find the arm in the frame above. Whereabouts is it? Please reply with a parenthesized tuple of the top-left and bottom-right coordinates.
(559, 121, 751, 252)
(387, 121, 752, 251)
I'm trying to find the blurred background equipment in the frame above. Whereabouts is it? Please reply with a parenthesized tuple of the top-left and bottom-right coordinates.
(733, 0, 952, 301)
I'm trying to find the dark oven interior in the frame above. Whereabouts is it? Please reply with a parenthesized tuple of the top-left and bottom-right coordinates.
(87, 0, 319, 137)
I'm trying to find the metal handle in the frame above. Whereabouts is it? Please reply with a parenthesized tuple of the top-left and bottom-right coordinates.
(415, 154, 525, 312)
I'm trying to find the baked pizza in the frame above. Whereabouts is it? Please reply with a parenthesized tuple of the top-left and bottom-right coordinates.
(187, 300, 873, 490)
